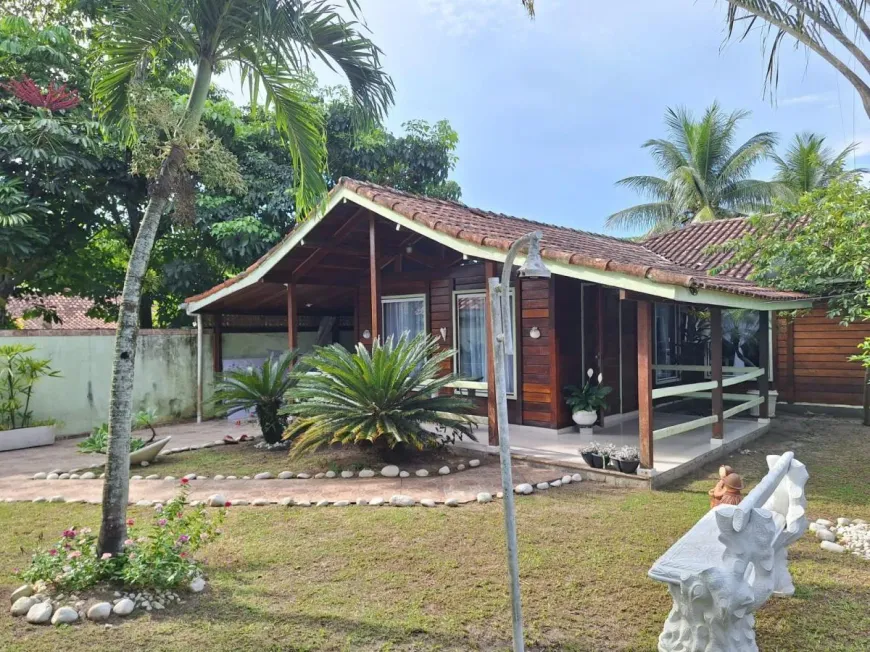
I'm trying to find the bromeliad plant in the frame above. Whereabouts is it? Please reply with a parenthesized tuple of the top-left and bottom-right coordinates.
(211, 350, 300, 444)
(0, 344, 60, 430)
(19, 481, 223, 592)
(563, 368, 612, 414)
(76, 410, 157, 455)
(283, 333, 477, 459)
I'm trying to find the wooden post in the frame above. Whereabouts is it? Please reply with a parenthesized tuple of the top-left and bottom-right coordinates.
(485, 260, 498, 445)
(785, 319, 795, 403)
(637, 300, 654, 469)
(286, 283, 298, 350)
(758, 310, 770, 419)
(369, 214, 381, 342)
(212, 314, 223, 373)
(711, 306, 724, 440)
(597, 286, 606, 427)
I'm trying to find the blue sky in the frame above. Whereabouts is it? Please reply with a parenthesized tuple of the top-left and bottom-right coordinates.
(222, 0, 870, 237)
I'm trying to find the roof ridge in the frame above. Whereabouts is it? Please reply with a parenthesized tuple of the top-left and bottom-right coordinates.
(642, 216, 750, 244)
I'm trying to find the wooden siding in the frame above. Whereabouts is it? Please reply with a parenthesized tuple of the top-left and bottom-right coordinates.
(554, 276, 583, 428)
(620, 300, 639, 413)
(776, 305, 870, 405)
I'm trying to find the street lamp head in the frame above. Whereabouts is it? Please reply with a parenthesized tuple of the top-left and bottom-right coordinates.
(517, 231, 551, 279)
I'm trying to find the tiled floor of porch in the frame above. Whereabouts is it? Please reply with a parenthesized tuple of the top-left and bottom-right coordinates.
(457, 411, 770, 486)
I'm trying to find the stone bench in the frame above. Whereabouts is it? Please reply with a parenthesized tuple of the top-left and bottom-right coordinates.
(648, 452, 808, 652)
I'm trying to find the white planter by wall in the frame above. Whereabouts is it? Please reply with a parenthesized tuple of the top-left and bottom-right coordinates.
(572, 410, 598, 427)
(748, 389, 778, 418)
(0, 425, 56, 452)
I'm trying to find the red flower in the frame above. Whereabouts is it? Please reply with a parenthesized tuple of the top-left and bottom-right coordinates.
(126, 518, 135, 526)
(224, 501, 231, 507)
(2, 76, 80, 111)
(48, 549, 58, 556)
(62, 529, 76, 539)
(180, 478, 190, 485)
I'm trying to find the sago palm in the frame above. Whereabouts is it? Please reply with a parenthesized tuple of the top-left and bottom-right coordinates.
(91, 0, 393, 555)
(284, 334, 477, 460)
(772, 133, 865, 198)
(607, 102, 780, 233)
(212, 350, 300, 444)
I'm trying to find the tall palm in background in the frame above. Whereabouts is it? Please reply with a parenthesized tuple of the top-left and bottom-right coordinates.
(91, 0, 393, 555)
(772, 133, 865, 198)
(606, 103, 780, 234)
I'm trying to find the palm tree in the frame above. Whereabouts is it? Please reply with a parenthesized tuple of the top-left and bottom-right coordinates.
(212, 351, 301, 444)
(284, 334, 477, 460)
(607, 103, 780, 233)
(772, 133, 865, 198)
(91, 0, 393, 555)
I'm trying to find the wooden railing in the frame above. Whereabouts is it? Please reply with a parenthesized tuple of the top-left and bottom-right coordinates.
(650, 365, 765, 441)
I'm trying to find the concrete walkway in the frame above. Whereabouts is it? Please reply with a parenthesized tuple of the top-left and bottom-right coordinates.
(0, 420, 583, 505)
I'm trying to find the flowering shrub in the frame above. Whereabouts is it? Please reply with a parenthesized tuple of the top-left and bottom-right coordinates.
(19, 484, 223, 592)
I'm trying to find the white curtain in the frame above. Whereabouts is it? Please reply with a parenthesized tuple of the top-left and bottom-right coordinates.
(383, 297, 425, 341)
(655, 303, 677, 382)
(457, 293, 515, 395)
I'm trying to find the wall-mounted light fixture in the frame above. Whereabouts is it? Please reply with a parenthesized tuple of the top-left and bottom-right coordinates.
(529, 326, 541, 339)
(405, 245, 413, 254)
(439, 327, 448, 341)
(362, 329, 371, 339)
(395, 223, 401, 231)
(305, 303, 313, 308)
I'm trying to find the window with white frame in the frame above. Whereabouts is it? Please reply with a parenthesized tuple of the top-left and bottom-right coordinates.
(382, 295, 426, 341)
(453, 290, 517, 396)
(654, 302, 679, 383)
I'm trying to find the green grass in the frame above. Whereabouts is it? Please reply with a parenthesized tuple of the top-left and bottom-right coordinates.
(145, 441, 480, 478)
(3, 415, 870, 651)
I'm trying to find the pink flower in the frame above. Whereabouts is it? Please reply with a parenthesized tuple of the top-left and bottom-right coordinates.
(126, 518, 135, 526)
(101, 552, 112, 560)
(124, 539, 134, 546)
(79, 527, 92, 535)
(67, 550, 82, 559)
(180, 478, 189, 485)
(180, 552, 188, 558)
(177, 535, 190, 544)
(62, 529, 76, 539)
(158, 518, 167, 527)
(48, 549, 57, 556)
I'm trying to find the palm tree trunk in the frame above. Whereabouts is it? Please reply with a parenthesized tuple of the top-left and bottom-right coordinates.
(98, 58, 213, 555)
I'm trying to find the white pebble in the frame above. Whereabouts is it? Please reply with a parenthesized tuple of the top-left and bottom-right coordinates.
(415, 469, 429, 477)
(477, 492, 493, 504)
(438, 466, 450, 475)
(536, 482, 550, 490)
(469, 459, 480, 468)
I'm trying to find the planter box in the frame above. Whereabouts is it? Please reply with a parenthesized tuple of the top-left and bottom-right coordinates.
(0, 425, 56, 452)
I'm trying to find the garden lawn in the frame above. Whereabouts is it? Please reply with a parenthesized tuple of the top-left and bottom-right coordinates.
(2, 414, 869, 651)
(145, 441, 481, 478)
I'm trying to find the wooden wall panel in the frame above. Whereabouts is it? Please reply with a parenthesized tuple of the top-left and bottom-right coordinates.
(621, 300, 639, 413)
(775, 305, 870, 405)
(520, 277, 556, 428)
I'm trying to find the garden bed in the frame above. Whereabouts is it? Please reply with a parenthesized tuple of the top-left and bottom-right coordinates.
(141, 441, 484, 479)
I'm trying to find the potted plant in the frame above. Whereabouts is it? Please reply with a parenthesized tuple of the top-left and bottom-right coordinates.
(578, 441, 616, 469)
(612, 445, 640, 474)
(0, 344, 60, 452)
(564, 369, 612, 428)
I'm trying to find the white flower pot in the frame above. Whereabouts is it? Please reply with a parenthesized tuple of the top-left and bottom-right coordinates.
(0, 424, 56, 452)
(572, 410, 598, 427)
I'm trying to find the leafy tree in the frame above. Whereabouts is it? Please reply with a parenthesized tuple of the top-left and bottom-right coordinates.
(607, 102, 781, 233)
(718, 179, 870, 424)
(89, 0, 393, 556)
(722, 1, 870, 120)
(284, 334, 477, 460)
(773, 133, 865, 198)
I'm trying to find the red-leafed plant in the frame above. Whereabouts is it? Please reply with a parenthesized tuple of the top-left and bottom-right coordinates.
(2, 76, 80, 111)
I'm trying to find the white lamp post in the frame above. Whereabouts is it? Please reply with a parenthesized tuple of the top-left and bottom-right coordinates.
(487, 231, 550, 652)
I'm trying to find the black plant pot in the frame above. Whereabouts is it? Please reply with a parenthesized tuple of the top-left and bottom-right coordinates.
(587, 453, 609, 469)
(614, 459, 640, 475)
(581, 452, 597, 467)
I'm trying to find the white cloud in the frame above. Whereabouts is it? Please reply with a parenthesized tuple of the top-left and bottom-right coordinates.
(779, 93, 833, 106)
(419, 0, 528, 38)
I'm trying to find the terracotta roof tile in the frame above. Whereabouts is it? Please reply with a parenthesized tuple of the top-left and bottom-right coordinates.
(186, 179, 809, 306)
(7, 295, 114, 330)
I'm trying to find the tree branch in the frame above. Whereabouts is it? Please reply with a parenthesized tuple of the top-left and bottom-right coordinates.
(832, 0, 870, 44)
(784, 0, 870, 76)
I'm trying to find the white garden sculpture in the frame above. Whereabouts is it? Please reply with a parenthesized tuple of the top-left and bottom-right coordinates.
(649, 452, 808, 652)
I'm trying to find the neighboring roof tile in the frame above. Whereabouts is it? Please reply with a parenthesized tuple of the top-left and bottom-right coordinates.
(186, 179, 809, 306)
(7, 295, 114, 330)
(642, 218, 754, 279)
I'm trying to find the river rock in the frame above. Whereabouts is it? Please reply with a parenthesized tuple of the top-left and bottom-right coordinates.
(325, 471, 336, 479)
(341, 471, 354, 478)
(837, 517, 851, 527)
(11, 584, 33, 603)
(314, 473, 325, 479)
(11, 596, 37, 616)
(46, 473, 59, 480)
(58, 473, 70, 480)
(213, 474, 226, 481)
(515, 483, 533, 495)
(252, 498, 270, 506)
(561, 475, 572, 484)
(390, 495, 415, 507)
(421, 498, 437, 507)
(207, 494, 226, 507)
(550, 480, 562, 488)
(369, 497, 385, 506)
(190, 577, 206, 593)
(358, 469, 375, 478)
(112, 599, 134, 616)
(32, 472, 47, 480)
(26, 601, 53, 624)
(333, 500, 350, 507)
(80, 472, 96, 480)
(316, 499, 330, 507)
(399, 471, 410, 478)
(381, 465, 400, 478)
(415, 469, 429, 477)
(296, 473, 310, 479)
(438, 466, 450, 475)
(469, 459, 481, 468)
(572, 474, 583, 482)
(277, 471, 294, 479)
(821, 541, 846, 553)
(536, 482, 550, 490)
(51, 606, 78, 625)
(816, 518, 833, 527)
(279, 497, 294, 506)
(816, 529, 836, 542)
(87, 602, 112, 621)
(254, 472, 273, 480)
(477, 492, 493, 504)
(445, 498, 459, 507)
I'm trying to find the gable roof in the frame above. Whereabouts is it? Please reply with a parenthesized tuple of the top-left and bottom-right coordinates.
(185, 178, 811, 313)
(7, 295, 114, 330)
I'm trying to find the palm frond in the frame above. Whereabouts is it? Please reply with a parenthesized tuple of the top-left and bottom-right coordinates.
(605, 202, 678, 231)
